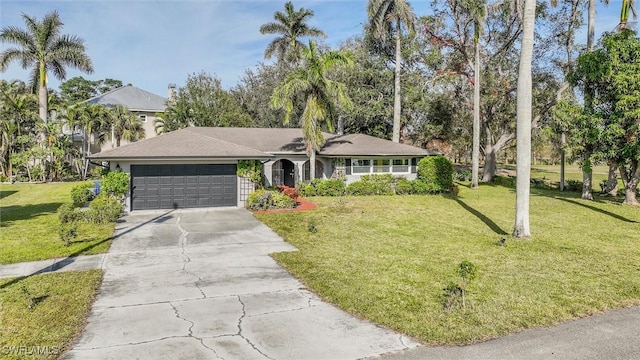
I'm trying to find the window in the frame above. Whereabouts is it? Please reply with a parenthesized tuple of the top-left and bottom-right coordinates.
(392, 159, 410, 173)
(352, 159, 371, 174)
(372, 159, 390, 173)
(139, 114, 147, 122)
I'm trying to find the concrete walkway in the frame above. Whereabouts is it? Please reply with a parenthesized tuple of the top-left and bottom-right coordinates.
(61, 208, 416, 359)
(0, 254, 106, 279)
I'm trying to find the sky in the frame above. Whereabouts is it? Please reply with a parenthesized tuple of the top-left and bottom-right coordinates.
(0, 0, 626, 98)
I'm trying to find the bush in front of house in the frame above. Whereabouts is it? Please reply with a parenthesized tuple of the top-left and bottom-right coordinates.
(417, 156, 453, 193)
(346, 174, 395, 195)
(70, 182, 95, 207)
(57, 203, 82, 246)
(277, 185, 300, 199)
(395, 178, 414, 195)
(300, 183, 317, 197)
(101, 170, 130, 200)
(316, 178, 346, 196)
(85, 194, 123, 224)
(246, 189, 296, 210)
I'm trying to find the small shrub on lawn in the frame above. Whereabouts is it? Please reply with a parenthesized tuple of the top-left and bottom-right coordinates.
(453, 170, 472, 182)
(417, 156, 454, 193)
(315, 179, 346, 196)
(493, 175, 516, 187)
(57, 203, 81, 246)
(566, 179, 583, 192)
(70, 182, 95, 207)
(395, 178, 413, 195)
(443, 260, 478, 311)
(277, 185, 300, 199)
(86, 195, 123, 224)
(246, 189, 296, 210)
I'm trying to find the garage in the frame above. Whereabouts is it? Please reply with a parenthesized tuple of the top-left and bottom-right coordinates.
(131, 164, 237, 210)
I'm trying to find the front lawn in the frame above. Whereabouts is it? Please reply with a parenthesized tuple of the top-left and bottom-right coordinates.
(257, 185, 640, 345)
(0, 270, 103, 359)
(0, 183, 113, 264)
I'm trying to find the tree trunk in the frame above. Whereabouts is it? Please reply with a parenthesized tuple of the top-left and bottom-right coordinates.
(392, 18, 402, 143)
(605, 160, 619, 196)
(310, 151, 316, 181)
(513, 0, 536, 239)
(620, 160, 640, 206)
(337, 114, 344, 135)
(581, 158, 593, 200)
(560, 132, 566, 191)
(482, 144, 498, 183)
(471, 35, 481, 189)
(38, 82, 48, 123)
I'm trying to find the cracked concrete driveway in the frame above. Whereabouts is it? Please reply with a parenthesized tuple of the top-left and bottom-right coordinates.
(65, 208, 417, 360)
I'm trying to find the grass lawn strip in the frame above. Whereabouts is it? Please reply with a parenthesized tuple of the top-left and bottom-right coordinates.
(0, 270, 103, 359)
(0, 183, 114, 265)
(257, 185, 640, 345)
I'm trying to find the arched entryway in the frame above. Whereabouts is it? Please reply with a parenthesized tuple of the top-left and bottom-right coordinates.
(272, 159, 296, 187)
(303, 160, 324, 181)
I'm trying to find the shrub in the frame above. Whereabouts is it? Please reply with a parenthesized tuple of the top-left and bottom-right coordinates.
(277, 185, 300, 199)
(246, 189, 296, 210)
(315, 179, 346, 196)
(493, 175, 516, 187)
(90, 166, 108, 180)
(566, 179, 583, 192)
(237, 160, 263, 184)
(86, 195, 123, 224)
(417, 156, 453, 193)
(102, 171, 130, 199)
(411, 180, 439, 195)
(300, 183, 317, 197)
(57, 203, 81, 246)
(453, 170, 472, 182)
(346, 174, 395, 196)
(443, 260, 478, 311)
(395, 178, 413, 195)
(70, 182, 95, 207)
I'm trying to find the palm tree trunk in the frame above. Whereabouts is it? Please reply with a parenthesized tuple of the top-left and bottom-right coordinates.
(392, 18, 402, 143)
(513, 0, 537, 238)
(472, 38, 481, 188)
(310, 151, 316, 181)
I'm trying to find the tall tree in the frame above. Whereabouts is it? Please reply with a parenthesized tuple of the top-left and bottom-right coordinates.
(260, 1, 326, 64)
(467, 0, 486, 188)
(106, 105, 145, 147)
(156, 72, 251, 134)
(367, 0, 417, 143)
(513, 0, 537, 238)
(0, 11, 93, 123)
(271, 41, 353, 179)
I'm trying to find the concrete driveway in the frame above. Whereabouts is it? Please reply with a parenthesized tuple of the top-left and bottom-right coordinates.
(65, 208, 417, 359)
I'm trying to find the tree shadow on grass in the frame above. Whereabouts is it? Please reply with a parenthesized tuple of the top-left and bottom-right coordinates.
(553, 197, 637, 223)
(454, 198, 509, 235)
(0, 203, 63, 227)
(0, 209, 175, 290)
(0, 190, 18, 200)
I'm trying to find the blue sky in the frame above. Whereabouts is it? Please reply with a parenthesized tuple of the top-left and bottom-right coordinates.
(0, 0, 624, 98)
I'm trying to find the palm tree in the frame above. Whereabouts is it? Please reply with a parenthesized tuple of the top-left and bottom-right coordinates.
(271, 40, 352, 180)
(107, 105, 145, 147)
(260, 1, 326, 64)
(616, 0, 637, 31)
(0, 10, 93, 123)
(367, 0, 416, 143)
(0, 80, 37, 180)
(513, 0, 537, 238)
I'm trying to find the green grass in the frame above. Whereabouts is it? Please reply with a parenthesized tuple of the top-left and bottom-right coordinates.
(257, 186, 640, 345)
(0, 183, 114, 264)
(0, 270, 103, 359)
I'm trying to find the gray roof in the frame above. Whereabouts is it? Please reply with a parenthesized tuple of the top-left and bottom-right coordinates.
(91, 127, 435, 160)
(86, 85, 167, 112)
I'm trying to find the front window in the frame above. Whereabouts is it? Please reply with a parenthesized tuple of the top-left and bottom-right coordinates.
(372, 159, 390, 173)
(139, 114, 147, 122)
(352, 159, 371, 174)
(392, 159, 410, 173)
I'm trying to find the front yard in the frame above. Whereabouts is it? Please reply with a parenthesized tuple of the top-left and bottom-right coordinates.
(256, 185, 640, 345)
(0, 182, 113, 264)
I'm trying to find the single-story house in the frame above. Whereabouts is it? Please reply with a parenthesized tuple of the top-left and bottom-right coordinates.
(90, 127, 437, 211)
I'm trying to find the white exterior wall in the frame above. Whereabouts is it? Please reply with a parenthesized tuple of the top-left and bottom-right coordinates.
(99, 111, 161, 153)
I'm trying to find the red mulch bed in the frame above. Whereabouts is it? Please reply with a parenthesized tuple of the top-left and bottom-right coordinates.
(252, 197, 317, 214)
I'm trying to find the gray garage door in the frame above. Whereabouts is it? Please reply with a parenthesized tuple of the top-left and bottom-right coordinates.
(131, 164, 237, 210)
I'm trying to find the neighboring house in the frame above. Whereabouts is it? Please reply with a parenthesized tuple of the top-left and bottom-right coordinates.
(85, 85, 167, 152)
(90, 127, 436, 211)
